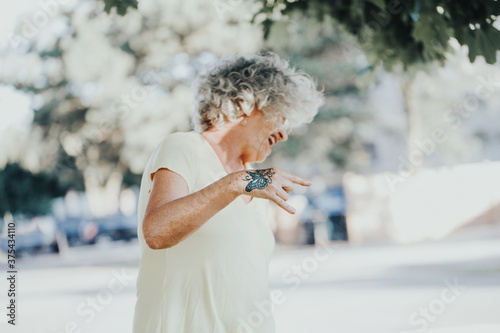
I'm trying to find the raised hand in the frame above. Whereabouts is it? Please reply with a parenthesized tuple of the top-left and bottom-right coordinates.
(233, 168, 312, 214)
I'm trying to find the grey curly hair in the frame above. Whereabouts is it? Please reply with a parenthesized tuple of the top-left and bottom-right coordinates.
(190, 51, 324, 133)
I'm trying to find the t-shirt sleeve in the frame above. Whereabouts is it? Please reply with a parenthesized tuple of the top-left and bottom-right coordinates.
(148, 133, 197, 193)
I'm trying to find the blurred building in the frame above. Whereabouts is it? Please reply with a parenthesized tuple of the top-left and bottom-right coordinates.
(343, 160, 500, 244)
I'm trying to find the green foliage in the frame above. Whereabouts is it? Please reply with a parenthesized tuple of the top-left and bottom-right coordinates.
(102, 0, 138, 15)
(254, 0, 500, 69)
(103, 0, 500, 67)
(0, 164, 68, 217)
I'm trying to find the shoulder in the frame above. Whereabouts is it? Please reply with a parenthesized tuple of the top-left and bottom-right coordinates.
(161, 131, 200, 144)
(148, 131, 202, 188)
(156, 131, 202, 152)
(151, 131, 205, 173)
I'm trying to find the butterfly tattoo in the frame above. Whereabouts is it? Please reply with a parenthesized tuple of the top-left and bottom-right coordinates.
(242, 168, 275, 192)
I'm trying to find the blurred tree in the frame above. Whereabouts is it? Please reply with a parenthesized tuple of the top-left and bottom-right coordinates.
(254, 0, 500, 69)
(0, 163, 68, 217)
(1, 0, 263, 216)
(102, 0, 138, 15)
(104, 0, 500, 68)
(253, 0, 500, 167)
(0, 0, 396, 219)
(104, 0, 500, 170)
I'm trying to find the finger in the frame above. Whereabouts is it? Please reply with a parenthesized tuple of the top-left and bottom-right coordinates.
(281, 180, 295, 193)
(276, 188, 290, 201)
(272, 194, 296, 214)
(279, 170, 312, 187)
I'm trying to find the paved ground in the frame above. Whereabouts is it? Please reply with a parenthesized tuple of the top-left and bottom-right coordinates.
(0, 225, 499, 333)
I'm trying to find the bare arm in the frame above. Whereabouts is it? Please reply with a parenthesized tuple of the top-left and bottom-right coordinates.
(142, 167, 311, 250)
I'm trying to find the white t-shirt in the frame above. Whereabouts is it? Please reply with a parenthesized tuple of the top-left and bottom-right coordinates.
(133, 131, 276, 333)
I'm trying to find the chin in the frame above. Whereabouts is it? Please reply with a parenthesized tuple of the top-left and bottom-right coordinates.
(255, 152, 268, 163)
(254, 155, 266, 163)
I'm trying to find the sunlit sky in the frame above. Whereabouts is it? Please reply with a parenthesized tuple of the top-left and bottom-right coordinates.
(0, 0, 39, 134)
(0, 86, 33, 133)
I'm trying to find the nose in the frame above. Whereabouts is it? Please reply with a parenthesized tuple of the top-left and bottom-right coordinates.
(276, 127, 288, 142)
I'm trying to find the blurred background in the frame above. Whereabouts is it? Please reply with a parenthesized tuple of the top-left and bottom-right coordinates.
(0, 0, 499, 332)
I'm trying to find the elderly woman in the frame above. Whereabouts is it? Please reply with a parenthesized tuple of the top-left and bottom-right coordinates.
(133, 51, 324, 333)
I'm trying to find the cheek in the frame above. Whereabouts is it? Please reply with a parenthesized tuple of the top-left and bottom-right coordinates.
(254, 133, 267, 146)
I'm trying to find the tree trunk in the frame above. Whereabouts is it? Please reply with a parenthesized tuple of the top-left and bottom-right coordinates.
(84, 170, 123, 217)
(400, 75, 425, 171)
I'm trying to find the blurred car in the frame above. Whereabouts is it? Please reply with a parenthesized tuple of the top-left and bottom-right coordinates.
(0, 215, 59, 256)
(312, 186, 348, 241)
(55, 217, 99, 247)
(286, 194, 318, 245)
(92, 213, 138, 242)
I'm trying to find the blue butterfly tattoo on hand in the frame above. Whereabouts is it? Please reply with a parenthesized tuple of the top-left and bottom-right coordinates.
(242, 168, 275, 192)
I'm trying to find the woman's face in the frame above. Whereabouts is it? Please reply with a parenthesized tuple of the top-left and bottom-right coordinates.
(243, 108, 288, 162)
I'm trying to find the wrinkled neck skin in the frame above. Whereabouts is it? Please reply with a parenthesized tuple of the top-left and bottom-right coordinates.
(200, 120, 253, 174)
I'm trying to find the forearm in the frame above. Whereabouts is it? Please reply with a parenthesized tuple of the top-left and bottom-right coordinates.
(143, 172, 242, 249)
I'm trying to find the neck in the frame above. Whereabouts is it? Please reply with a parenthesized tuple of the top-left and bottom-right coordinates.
(200, 126, 248, 174)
